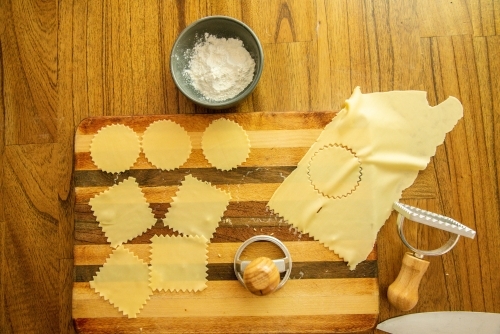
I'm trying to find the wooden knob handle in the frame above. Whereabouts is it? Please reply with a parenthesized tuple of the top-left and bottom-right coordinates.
(388, 252, 430, 311)
(243, 257, 280, 296)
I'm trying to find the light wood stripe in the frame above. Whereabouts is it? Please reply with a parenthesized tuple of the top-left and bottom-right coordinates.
(74, 112, 337, 134)
(73, 279, 378, 300)
(75, 147, 309, 170)
(72, 279, 378, 318)
(75, 129, 323, 153)
(73, 241, 377, 265)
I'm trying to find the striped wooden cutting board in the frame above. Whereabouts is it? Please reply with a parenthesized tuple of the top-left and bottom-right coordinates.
(72, 111, 379, 333)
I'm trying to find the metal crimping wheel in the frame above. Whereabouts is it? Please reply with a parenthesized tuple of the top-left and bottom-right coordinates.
(234, 235, 292, 296)
(388, 202, 476, 311)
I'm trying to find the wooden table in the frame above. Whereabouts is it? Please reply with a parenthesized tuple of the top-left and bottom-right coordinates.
(1, 1, 499, 333)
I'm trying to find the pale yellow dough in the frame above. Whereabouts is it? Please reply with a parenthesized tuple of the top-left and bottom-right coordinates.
(149, 235, 208, 292)
(308, 144, 361, 198)
(90, 124, 141, 173)
(201, 118, 250, 170)
(164, 175, 231, 239)
(141, 120, 192, 170)
(90, 246, 151, 318)
(89, 177, 157, 248)
(268, 87, 463, 269)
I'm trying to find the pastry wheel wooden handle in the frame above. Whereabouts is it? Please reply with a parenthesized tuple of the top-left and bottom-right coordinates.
(387, 252, 430, 311)
(388, 203, 476, 311)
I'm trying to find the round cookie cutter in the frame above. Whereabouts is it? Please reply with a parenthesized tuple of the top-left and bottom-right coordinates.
(234, 235, 292, 292)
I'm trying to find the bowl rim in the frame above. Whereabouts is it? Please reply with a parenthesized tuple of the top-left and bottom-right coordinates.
(170, 15, 264, 109)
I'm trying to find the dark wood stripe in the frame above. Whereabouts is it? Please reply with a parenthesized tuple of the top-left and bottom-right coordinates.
(74, 166, 296, 188)
(74, 260, 377, 282)
(74, 221, 314, 245)
(75, 201, 279, 222)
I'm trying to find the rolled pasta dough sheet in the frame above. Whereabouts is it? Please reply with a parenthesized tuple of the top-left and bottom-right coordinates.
(307, 144, 362, 199)
(268, 87, 463, 269)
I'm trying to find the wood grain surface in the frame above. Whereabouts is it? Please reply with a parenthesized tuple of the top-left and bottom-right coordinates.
(1, 0, 499, 333)
(72, 112, 380, 333)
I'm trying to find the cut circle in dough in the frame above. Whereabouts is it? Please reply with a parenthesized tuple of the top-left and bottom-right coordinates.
(149, 235, 209, 292)
(90, 124, 141, 173)
(141, 120, 192, 170)
(201, 118, 250, 171)
(90, 246, 152, 318)
(307, 144, 362, 199)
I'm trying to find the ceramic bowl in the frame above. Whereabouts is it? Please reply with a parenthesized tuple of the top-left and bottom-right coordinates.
(170, 16, 264, 109)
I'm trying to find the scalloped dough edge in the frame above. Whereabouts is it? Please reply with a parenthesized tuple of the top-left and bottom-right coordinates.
(201, 118, 251, 171)
(306, 143, 363, 199)
(90, 124, 141, 174)
(163, 175, 231, 240)
(140, 119, 193, 171)
(89, 177, 157, 248)
(89, 246, 152, 318)
(149, 235, 209, 292)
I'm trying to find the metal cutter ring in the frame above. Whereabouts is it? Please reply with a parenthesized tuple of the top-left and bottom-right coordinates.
(234, 235, 292, 291)
(397, 213, 460, 258)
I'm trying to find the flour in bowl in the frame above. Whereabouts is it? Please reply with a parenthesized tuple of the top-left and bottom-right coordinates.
(184, 33, 256, 102)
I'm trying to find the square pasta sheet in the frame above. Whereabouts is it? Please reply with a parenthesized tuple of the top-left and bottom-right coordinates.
(90, 246, 152, 318)
(89, 177, 157, 248)
(164, 175, 231, 239)
(149, 235, 209, 292)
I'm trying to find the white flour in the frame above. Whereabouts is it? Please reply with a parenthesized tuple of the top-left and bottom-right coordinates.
(184, 33, 256, 102)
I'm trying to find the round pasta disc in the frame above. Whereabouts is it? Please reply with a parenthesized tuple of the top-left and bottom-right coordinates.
(141, 120, 192, 170)
(90, 124, 141, 173)
(201, 118, 250, 171)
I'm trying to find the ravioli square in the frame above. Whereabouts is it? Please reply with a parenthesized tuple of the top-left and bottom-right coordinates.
(89, 177, 157, 247)
(164, 175, 231, 239)
(90, 246, 152, 318)
(149, 235, 208, 292)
